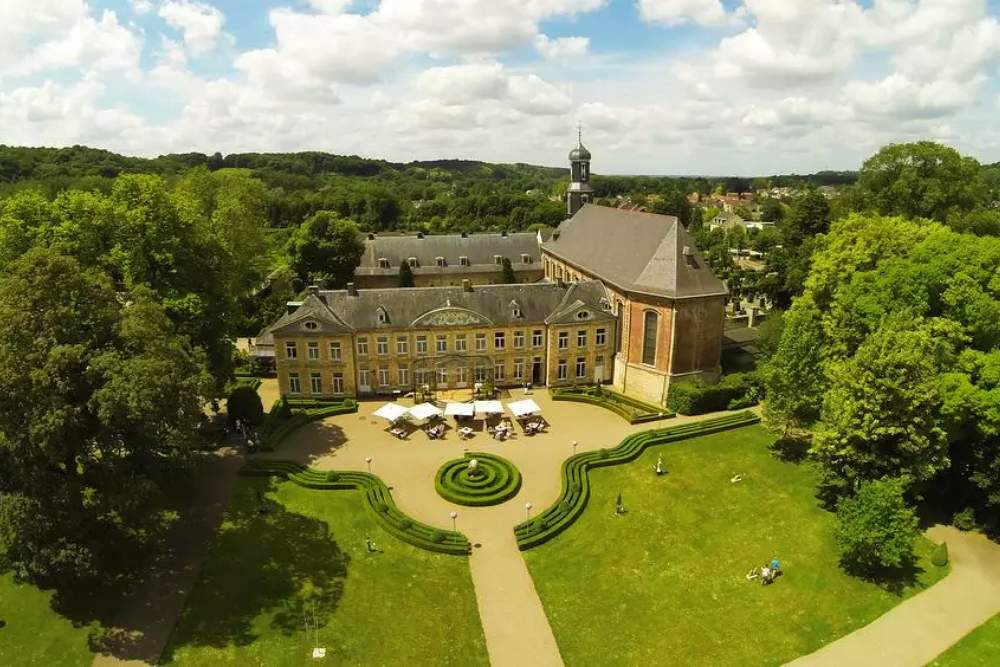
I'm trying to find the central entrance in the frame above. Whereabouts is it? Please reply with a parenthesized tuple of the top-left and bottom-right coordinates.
(412, 353, 494, 403)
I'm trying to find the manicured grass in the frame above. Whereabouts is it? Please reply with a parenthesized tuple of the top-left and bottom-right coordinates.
(523, 425, 949, 666)
(0, 573, 98, 666)
(930, 613, 1000, 666)
(161, 477, 488, 666)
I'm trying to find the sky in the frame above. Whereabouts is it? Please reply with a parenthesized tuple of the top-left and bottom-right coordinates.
(2, 0, 1000, 175)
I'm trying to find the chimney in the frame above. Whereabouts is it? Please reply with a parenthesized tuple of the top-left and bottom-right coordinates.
(308, 285, 320, 297)
(367, 232, 376, 240)
(416, 231, 425, 239)
(552, 230, 561, 241)
(682, 245, 696, 267)
(462, 279, 473, 292)
(347, 282, 358, 296)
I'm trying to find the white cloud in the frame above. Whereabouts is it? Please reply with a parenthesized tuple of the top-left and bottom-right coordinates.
(535, 35, 589, 62)
(637, 0, 732, 26)
(131, 0, 153, 15)
(158, 1, 225, 55)
(843, 73, 979, 120)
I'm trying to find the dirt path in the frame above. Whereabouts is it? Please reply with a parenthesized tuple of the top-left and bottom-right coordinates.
(91, 450, 244, 667)
(786, 525, 1000, 667)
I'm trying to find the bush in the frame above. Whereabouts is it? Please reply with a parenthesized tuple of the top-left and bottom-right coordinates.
(227, 386, 264, 426)
(399, 518, 413, 530)
(550, 385, 673, 424)
(834, 478, 920, 575)
(324, 471, 340, 483)
(667, 372, 762, 415)
(430, 530, 445, 544)
(953, 507, 977, 531)
(435, 453, 522, 506)
(931, 542, 949, 567)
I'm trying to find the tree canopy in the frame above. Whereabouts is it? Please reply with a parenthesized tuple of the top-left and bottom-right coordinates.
(286, 211, 365, 287)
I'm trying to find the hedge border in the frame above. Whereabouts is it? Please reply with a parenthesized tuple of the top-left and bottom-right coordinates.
(241, 459, 472, 555)
(550, 385, 675, 424)
(513, 411, 761, 550)
(435, 452, 523, 506)
(257, 398, 358, 450)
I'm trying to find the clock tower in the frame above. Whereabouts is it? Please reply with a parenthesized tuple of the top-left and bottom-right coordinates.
(566, 125, 594, 216)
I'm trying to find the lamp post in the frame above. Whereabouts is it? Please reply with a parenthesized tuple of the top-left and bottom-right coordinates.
(365, 456, 373, 473)
(525, 502, 533, 520)
(450, 511, 458, 531)
(572, 440, 578, 455)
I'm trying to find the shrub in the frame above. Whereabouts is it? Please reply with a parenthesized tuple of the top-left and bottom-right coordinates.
(953, 507, 977, 531)
(374, 501, 389, 514)
(834, 478, 919, 575)
(931, 542, 949, 567)
(227, 386, 265, 426)
(598, 448, 610, 459)
(324, 471, 340, 483)
(430, 530, 445, 544)
(667, 372, 762, 415)
(399, 518, 413, 530)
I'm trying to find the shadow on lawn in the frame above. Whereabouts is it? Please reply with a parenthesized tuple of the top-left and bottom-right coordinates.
(157, 476, 350, 663)
(273, 420, 348, 466)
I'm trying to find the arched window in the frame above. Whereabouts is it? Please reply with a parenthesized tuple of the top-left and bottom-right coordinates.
(642, 310, 658, 366)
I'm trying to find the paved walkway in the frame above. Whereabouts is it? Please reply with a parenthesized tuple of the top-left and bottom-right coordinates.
(787, 525, 1000, 667)
(92, 450, 244, 666)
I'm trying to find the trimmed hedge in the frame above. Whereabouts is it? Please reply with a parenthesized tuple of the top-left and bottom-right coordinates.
(666, 372, 762, 415)
(257, 398, 358, 450)
(435, 452, 522, 506)
(513, 411, 761, 550)
(241, 459, 471, 555)
(551, 385, 674, 424)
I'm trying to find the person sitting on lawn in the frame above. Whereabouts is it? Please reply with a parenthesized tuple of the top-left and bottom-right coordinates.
(770, 558, 781, 577)
(761, 565, 772, 585)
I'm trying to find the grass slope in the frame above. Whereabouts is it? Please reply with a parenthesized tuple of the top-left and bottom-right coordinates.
(929, 612, 1000, 666)
(523, 425, 948, 667)
(161, 477, 487, 666)
(0, 574, 98, 667)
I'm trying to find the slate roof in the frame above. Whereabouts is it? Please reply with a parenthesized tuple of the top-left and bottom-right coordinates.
(266, 281, 614, 336)
(355, 231, 542, 276)
(542, 204, 728, 300)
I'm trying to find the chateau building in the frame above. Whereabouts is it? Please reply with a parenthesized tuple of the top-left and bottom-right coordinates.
(263, 137, 726, 406)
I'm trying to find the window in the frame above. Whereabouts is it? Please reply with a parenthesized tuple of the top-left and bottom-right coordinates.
(307, 341, 320, 360)
(285, 342, 298, 359)
(457, 367, 468, 384)
(514, 330, 525, 348)
(521, 253, 531, 263)
(359, 368, 370, 389)
(459, 256, 470, 266)
(377, 307, 389, 324)
(398, 365, 410, 386)
(494, 331, 505, 350)
(415, 369, 428, 387)
(493, 254, 502, 265)
(438, 368, 448, 384)
(558, 331, 569, 350)
(494, 360, 505, 381)
(396, 336, 408, 355)
(455, 335, 467, 352)
(416, 336, 428, 355)
(407, 257, 418, 268)
(376, 336, 388, 356)
(436, 256, 446, 267)
(310, 372, 322, 395)
(378, 257, 390, 269)
(557, 359, 567, 380)
(436, 335, 447, 353)
(378, 368, 389, 387)
(475, 333, 486, 352)
(577, 330, 587, 347)
(474, 366, 489, 382)
(576, 357, 587, 378)
(331, 372, 344, 394)
(642, 310, 658, 366)
(304, 321, 318, 330)
(532, 329, 544, 348)
(576, 310, 590, 320)
(514, 358, 525, 380)
(330, 341, 342, 361)
(357, 337, 369, 357)
(289, 373, 301, 394)
(596, 328, 607, 346)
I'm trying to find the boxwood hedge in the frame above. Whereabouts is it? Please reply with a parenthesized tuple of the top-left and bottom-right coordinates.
(257, 398, 358, 450)
(513, 411, 761, 550)
(241, 458, 471, 555)
(550, 385, 674, 424)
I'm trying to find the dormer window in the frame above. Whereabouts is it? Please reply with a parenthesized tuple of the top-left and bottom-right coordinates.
(378, 257, 390, 269)
(576, 310, 591, 320)
(493, 255, 503, 265)
(304, 321, 318, 330)
(436, 256, 446, 267)
(510, 300, 522, 318)
(521, 253, 531, 263)
(376, 307, 389, 324)
(407, 257, 418, 268)
(459, 256, 470, 266)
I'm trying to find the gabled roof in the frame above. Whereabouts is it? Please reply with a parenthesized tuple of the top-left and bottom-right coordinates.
(355, 231, 542, 275)
(545, 281, 616, 325)
(542, 204, 727, 300)
(268, 293, 353, 337)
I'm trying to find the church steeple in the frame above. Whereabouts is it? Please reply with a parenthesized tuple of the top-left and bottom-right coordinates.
(567, 123, 594, 216)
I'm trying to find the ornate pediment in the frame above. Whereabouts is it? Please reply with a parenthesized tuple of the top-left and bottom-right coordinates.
(412, 307, 493, 328)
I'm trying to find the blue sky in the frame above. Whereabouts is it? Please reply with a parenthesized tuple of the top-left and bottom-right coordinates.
(2, 1, 1000, 175)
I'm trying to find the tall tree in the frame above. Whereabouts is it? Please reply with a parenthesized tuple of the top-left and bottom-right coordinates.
(783, 189, 831, 245)
(398, 259, 415, 287)
(500, 256, 517, 284)
(287, 211, 364, 287)
(835, 477, 919, 575)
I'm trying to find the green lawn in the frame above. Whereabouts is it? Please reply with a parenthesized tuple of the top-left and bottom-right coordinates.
(523, 425, 949, 667)
(0, 573, 99, 666)
(161, 477, 488, 666)
(930, 613, 1000, 666)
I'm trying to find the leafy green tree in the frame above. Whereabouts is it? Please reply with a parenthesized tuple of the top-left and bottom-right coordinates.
(761, 299, 827, 432)
(286, 211, 364, 286)
(0, 248, 211, 585)
(811, 317, 954, 494)
(784, 189, 831, 245)
(760, 197, 785, 222)
(835, 478, 920, 575)
(500, 256, 517, 284)
(398, 259, 415, 287)
(858, 141, 986, 221)
(227, 386, 265, 426)
(650, 189, 693, 226)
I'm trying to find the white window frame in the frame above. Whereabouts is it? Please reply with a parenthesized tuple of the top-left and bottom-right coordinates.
(378, 368, 389, 387)
(475, 333, 487, 352)
(513, 330, 525, 348)
(289, 373, 301, 394)
(307, 341, 320, 360)
(357, 337, 369, 357)
(596, 328, 606, 346)
(558, 331, 569, 350)
(331, 372, 344, 395)
(577, 330, 587, 348)
(398, 366, 410, 386)
(494, 331, 505, 350)
(285, 342, 298, 359)
(416, 336, 428, 355)
(532, 330, 544, 348)
(310, 372, 322, 395)
(436, 335, 447, 353)
(376, 336, 389, 356)
(576, 357, 587, 379)
(396, 336, 408, 355)
(557, 359, 567, 380)
(455, 335, 467, 352)
(494, 361, 505, 381)
(330, 341, 342, 361)
(514, 358, 525, 380)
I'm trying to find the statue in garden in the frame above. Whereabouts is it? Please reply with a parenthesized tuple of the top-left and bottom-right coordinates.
(615, 491, 625, 515)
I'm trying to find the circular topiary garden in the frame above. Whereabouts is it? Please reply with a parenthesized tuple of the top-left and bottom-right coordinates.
(435, 452, 522, 506)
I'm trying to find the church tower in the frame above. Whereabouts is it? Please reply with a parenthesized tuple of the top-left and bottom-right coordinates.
(566, 126, 594, 216)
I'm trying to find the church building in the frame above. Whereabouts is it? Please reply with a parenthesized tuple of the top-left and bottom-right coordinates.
(263, 137, 726, 407)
